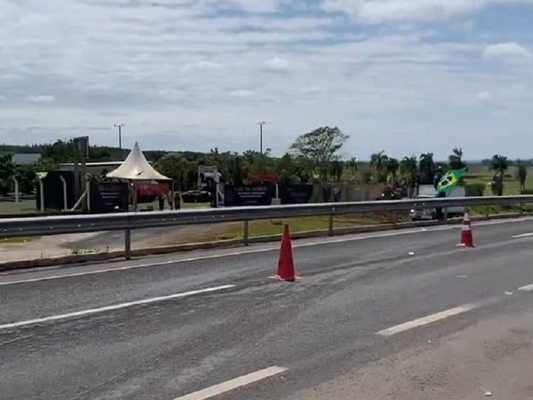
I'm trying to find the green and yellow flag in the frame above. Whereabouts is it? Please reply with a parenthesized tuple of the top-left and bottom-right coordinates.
(437, 168, 466, 196)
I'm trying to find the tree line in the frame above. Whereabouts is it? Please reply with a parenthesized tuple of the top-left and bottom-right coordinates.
(0, 126, 527, 196)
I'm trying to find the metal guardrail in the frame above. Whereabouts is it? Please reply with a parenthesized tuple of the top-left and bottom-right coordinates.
(1, 195, 532, 259)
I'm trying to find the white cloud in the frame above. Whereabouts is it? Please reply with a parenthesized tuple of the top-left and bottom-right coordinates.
(0, 0, 533, 158)
(476, 91, 493, 102)
(27, 95, 56, 103)
(230, 89, 254, 97)
(264, 57, 291, 72)
(483, 42, 533, 63)
(322, 0, 533, 23)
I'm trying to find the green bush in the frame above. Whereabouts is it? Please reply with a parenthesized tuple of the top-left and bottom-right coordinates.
(520, 189, 533, 195)
(465, 183, 485, 197)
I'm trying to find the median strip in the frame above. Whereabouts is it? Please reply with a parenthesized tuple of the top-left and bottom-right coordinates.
(0, 285, 236, 330)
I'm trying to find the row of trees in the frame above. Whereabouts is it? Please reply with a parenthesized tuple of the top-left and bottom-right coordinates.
(0, 127, 527, 196)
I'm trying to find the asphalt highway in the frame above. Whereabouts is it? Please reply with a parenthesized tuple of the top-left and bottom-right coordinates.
(2, 218, 533, 399)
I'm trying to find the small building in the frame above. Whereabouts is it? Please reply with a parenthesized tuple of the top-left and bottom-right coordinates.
(12, 153, 41, 166)
(57, 161, 123, 175)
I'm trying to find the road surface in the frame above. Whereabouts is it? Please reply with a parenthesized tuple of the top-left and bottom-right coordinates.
(2, 218, 533, 399)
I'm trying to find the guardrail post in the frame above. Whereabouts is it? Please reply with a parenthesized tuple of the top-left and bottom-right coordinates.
(243, 220, 249, 246)
(485, 205, 489, 218)
(328, 213, 334, 236)
(520, 203, 524, 216)
(125, 228, 132, 260)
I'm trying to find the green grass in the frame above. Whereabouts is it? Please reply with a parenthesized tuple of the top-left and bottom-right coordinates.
(465, 165, 533, 195)
(0, 237, 39, 244)
(181, 202, 211, 209)
(160, 212, 402, 245)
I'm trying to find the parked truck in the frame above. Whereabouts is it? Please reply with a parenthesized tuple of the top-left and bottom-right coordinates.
(409, 184, 466, 221)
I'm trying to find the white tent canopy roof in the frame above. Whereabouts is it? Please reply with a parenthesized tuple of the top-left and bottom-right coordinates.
(106, 142, 171, 181)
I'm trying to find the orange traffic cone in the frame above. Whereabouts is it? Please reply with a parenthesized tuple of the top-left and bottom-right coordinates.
(271, 224, 300, 282)
(457, 212, 475, 248)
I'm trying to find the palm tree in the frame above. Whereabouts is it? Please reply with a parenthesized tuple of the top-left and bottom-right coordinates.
(418, 152, 435, 185)
(329, 160, 344, 182)
(386, 157, 399, 184)
(490, 154, 508, 196)
(448, 147, 466, 170)
(400, 156, 418, 197)
(370, 151, 388, 183)
(347, 157, 358, 176)
(516, 159, 527, 191)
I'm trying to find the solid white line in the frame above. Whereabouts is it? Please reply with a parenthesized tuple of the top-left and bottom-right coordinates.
(376, 304, 475, 336)
(0, 285, 235, 330)
(512, 232, 533, 238)
(518, 283, 533, 292)
(1, 215, 531, 287)
(173, 366, 287, 400)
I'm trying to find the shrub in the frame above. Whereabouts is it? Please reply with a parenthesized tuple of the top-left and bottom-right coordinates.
(465, 183, 486, 197)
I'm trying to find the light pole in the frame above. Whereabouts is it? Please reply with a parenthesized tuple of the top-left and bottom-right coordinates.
(114, 124, 124, 149)
(258, 121, 265, 154)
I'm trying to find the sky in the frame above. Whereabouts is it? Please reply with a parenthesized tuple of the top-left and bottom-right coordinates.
(1, 0, 533, 160)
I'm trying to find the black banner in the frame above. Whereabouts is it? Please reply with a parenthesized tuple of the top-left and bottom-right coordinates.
(279, 184, 314, 204)
(224, 184, 275, 206)
(90, 182, 129, 213)
(224, 184, 314, 207)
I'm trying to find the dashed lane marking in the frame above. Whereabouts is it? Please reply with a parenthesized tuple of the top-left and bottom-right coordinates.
(0, 285, 235, 330)
(376, 304, 476, 336)
(173, 366, 288, 400)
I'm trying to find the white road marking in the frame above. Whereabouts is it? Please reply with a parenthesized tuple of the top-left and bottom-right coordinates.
(518, 283, 533, 292)
(512, 232, 533, 238)
(173, 366, 287, 400)
(376, 304, 476, 336)
(0, 285, 235, 330)
(1, 216, 531, 287)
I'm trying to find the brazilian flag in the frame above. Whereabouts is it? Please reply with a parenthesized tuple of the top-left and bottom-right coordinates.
(437, 168, 466, 196)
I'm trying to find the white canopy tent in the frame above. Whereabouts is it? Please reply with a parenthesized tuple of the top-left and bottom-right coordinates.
(106, 142, 171, 181)
(106, 142, 173, 211)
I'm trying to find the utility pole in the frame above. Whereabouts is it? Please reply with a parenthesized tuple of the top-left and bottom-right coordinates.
(114, 124, 124, 149)
(73, 136, 89, 210)
(258, 121, 265, 155)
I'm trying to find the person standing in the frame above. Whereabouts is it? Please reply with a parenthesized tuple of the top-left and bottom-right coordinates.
(433, 166, 446, 220)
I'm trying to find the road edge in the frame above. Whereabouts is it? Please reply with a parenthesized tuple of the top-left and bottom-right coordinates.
(0, 213, 526, 273)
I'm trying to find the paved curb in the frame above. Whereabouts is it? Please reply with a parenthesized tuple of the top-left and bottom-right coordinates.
(0, 213, 526, 273)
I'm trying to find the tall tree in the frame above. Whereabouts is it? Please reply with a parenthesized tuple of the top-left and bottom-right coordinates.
(448, 147, 466, 170)
(400, 156, 418, 197)
(418, 152, 435, 185)
(346, 157, 358, 176)
(0, 153, 15, 196)
(329, 160, 344, 183)
(516, 159, 527, 191)
(386, 157, 399, 184)
(289, 126, 349, 180)
(154, 154, 192, 191)
(490, 154, 508, 196)
(370, 151, 388, 183)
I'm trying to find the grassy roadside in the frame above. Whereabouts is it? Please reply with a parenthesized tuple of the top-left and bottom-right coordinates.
(157, 212, 403, 246)
(0, 237, 39, 245)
